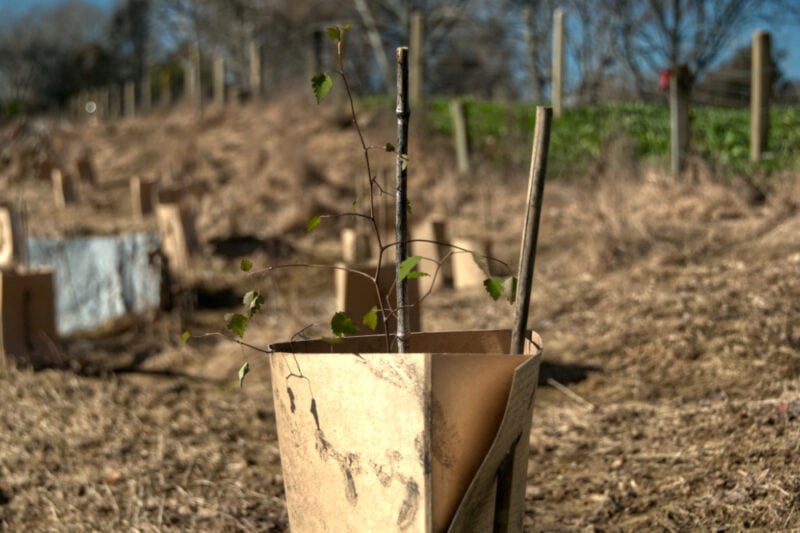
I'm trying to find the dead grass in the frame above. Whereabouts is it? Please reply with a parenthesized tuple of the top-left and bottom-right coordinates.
(1, 98, 799, 531)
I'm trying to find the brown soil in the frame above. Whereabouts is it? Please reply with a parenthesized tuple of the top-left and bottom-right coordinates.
(1, 99, 799, 531)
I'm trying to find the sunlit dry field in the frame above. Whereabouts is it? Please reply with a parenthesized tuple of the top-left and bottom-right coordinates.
(1, 99, 799, 531)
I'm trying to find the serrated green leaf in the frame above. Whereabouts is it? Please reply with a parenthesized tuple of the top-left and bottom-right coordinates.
(483, 277, 504, 301)
(362, 306, 378, 331)
(238, 362, 250, 388)
(243, 290, 265, 318)
(226, 313, 248, 338)
(325, 27, 340, 41)
(307, 215, 321, 232)
(385, 143, 395, 152)
(179, 331, 190, 349)
(331, 311, 359, 337)
(398, 255, 423, 281)
(311, 73, 332, 104)
(240, 258, 252, 272)
(505, 277, 518, 304)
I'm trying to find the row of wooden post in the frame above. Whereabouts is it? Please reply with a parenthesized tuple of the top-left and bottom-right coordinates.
(448, 15, 771, 179)
(69, 39, 269, 120)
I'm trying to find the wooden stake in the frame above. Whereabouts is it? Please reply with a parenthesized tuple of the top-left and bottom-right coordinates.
(395, 47, 410, 354)
(450, 99, 470, 174)
(499, 106, 551, 532)
(510, 106, 552, 356)
(159, 70, 171, 108)
(124, 79, 136, 118)
(552, 9, 565, 117)
(213, 55, 225, 106)
(750, 30, 771, 162)
(140, 72, 151, 114)
(670, 64, 691, 178)
(249, 40, 262, 99)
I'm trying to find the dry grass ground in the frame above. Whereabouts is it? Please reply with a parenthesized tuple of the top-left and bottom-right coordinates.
(1, 99, 799, 531)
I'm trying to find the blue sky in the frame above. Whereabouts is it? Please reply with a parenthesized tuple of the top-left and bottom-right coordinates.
(3, 0, 800, 80)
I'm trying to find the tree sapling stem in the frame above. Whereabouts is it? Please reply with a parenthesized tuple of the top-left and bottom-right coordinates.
(395, 46, 410, 353)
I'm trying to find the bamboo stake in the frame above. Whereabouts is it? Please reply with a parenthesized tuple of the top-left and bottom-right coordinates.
(395, 47, 410, 353)
(510, 106, 552, 355)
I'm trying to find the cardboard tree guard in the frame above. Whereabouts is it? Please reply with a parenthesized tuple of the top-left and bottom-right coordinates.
(0, 269, 58, 369)
(269, 329, 542, 532)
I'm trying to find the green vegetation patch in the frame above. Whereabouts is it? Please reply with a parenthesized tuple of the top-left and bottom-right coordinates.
(424, 98, 800, 177)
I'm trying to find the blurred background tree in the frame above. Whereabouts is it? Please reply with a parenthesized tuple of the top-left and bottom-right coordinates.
(0, 0, 798, 113)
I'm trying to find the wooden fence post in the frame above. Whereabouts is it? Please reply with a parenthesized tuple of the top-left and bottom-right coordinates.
(213, 55, 225, 106)
(109, 84, 121, 120)
(409, 11, 423, 105)
(750, 30, 771, 162)
(124, 79, 136, 118)
(140, 72, 151, 114)
(450, 99, 470, 174)
(186, 43, 201, 111)
(249, 40, 262, 99)
(670, 64, 691, 178)
(159, 71, 171, 108)
(552, 8, 565, 117)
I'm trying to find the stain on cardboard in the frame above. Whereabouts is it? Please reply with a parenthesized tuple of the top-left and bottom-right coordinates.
(431, 396, 459, 468)
(396, 479, 419, 529)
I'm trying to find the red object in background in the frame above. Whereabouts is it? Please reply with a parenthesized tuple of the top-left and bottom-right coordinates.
(659, 69, 670, 92)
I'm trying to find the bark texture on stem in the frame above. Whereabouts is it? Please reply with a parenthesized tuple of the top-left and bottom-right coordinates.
(395, 47, 410, 353)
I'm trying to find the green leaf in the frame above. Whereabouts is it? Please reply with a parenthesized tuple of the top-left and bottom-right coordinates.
(352, 199, 358, 210)
(362, 306, 378, 331)
(240, 258, 253, 272)
(331, 311, 359, 337)
(243, 290, 265, 318)
(311, 73, 333, 104)
(307, 215, 321, 232)
(342, 23, 352, 31)
(483, 277, 505, 301)
(505, 276, 518, 304)
(406, 200, 412, 214)
(238, 362, 250, 388)
(325, 27, 340, 41)
(405, 271, 428, 279)
(226, 313, 248, 338)
(398, 256, 423, 281)
(385, 143, 395, 152)
(179, 331, 190, 349)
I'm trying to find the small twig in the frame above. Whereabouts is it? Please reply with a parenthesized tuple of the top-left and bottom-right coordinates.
(546, 377, 598, 411)
(193, 332, 273, 355)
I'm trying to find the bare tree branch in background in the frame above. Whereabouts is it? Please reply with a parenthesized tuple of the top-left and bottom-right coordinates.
(0, 0, 110, 108)
(564, 0, 620, 104)
(609, 0, 800, 96)
(108, 0, 152, 83)
(513, 0, 555, 102)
